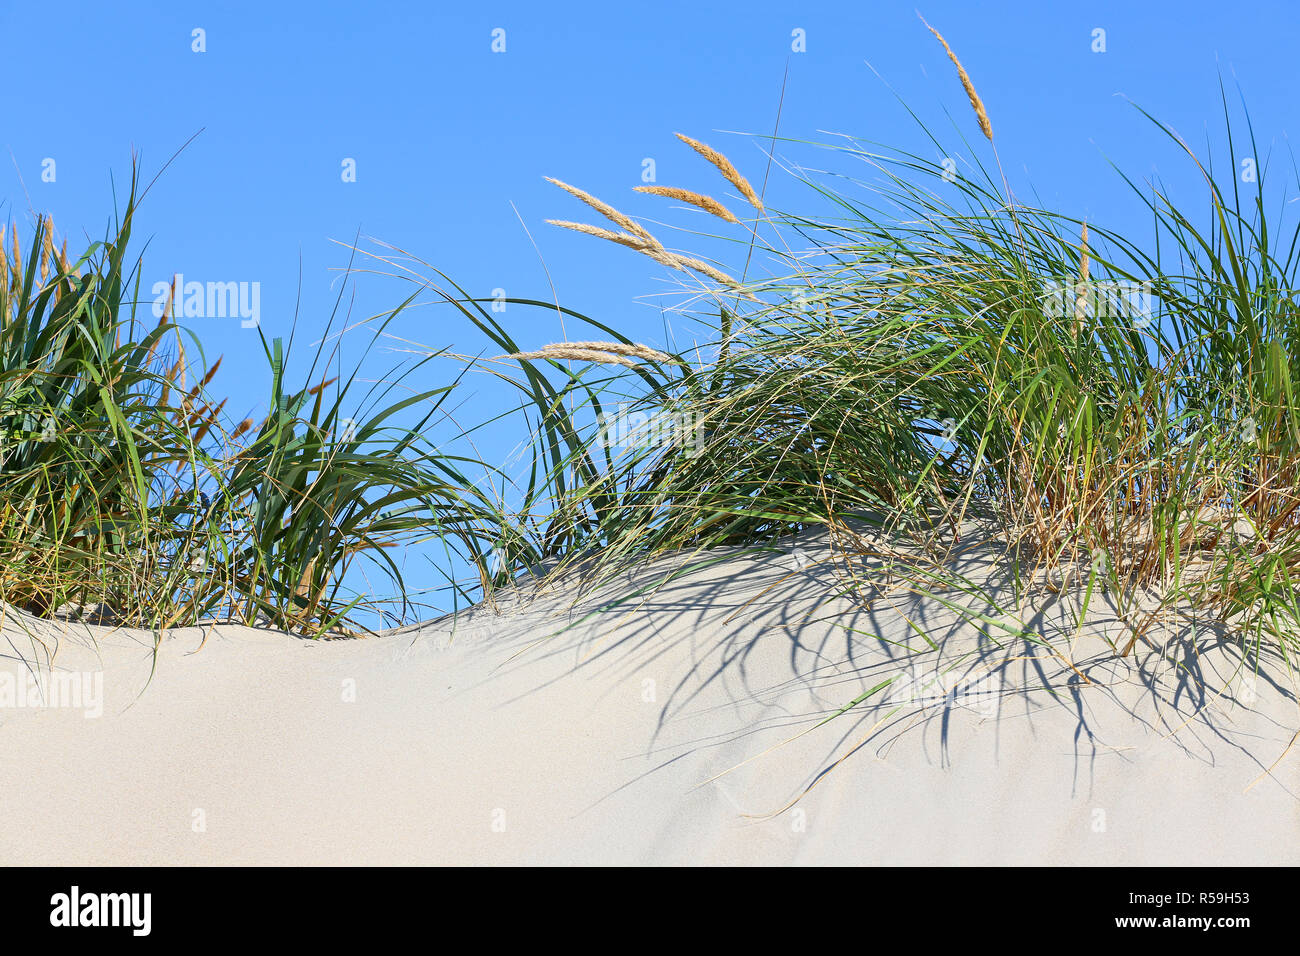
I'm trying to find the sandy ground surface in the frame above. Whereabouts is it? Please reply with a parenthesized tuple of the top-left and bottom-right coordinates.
(2, 529, 1297, 865)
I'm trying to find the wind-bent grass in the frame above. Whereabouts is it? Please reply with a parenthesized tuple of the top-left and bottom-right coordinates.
(5, 19, 1300, 683)
(398, 63, 1300, 671)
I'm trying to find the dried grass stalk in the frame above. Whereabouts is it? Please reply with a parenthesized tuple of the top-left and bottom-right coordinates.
(546, 215, 753, 297)
(634, 185, 739, 223)
(560, 341, 673, 363)
(546, 219, 651, 251)
(545, 178, 662, 248)
(644, 247, 751, 295)
(918, 15, 994, 141)
(40, 216, 54, 283)
(507, 346, 637, 367)
(1075, 222, 1089, 330)
(674, 133, 763, 210)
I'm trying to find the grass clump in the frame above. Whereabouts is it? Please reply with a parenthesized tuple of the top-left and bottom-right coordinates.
(433, 30, 1300, 667)
(0, 170, 506, 637)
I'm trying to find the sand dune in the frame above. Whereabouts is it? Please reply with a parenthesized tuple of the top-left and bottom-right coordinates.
(2, 528, 1297, 865)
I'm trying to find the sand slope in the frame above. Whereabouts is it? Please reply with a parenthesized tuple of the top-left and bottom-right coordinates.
(2, 530, 1297, 865)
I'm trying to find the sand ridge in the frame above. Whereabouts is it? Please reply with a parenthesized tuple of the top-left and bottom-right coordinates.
(2, 528, 1297, 865)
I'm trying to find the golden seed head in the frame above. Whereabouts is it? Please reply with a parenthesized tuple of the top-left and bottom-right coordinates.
(670, 254, 753, 296)
(919, 15, 993, 142)
(40, 218, 54, 283)
(634, 185, 740, 223)
(674, 133, 763, 210)
(1074, 222, 1090, 327)
(546, 219, 652, 251)
(545, 177, 662, 248)
(162, 276, 175, 322)
(561, 341, 673, 363)
(505, 342, 673, 367)
(506, 346, 638, 367)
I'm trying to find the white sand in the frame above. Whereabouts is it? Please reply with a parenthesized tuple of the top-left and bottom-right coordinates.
(2, 528, 1297, 865)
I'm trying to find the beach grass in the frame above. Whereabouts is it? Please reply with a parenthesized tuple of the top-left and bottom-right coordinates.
(0, 172, 512, 637)
(438, 32, 1300, 666)
(3, 21, 1299, 671)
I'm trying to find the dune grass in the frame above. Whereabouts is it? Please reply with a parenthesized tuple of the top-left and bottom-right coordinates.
(433, 45, 1300, 667)
(0, 171, 521, 637)
(3, 22, 1299, 673)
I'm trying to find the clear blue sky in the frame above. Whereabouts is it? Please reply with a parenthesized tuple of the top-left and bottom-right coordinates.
(3, 0, 1297, 613)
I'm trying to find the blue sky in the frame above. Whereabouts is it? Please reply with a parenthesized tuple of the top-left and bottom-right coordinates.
(3, 0, 1297, 613)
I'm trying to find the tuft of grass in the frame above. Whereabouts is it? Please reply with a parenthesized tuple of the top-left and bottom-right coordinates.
(448, 52, 1300, 669)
